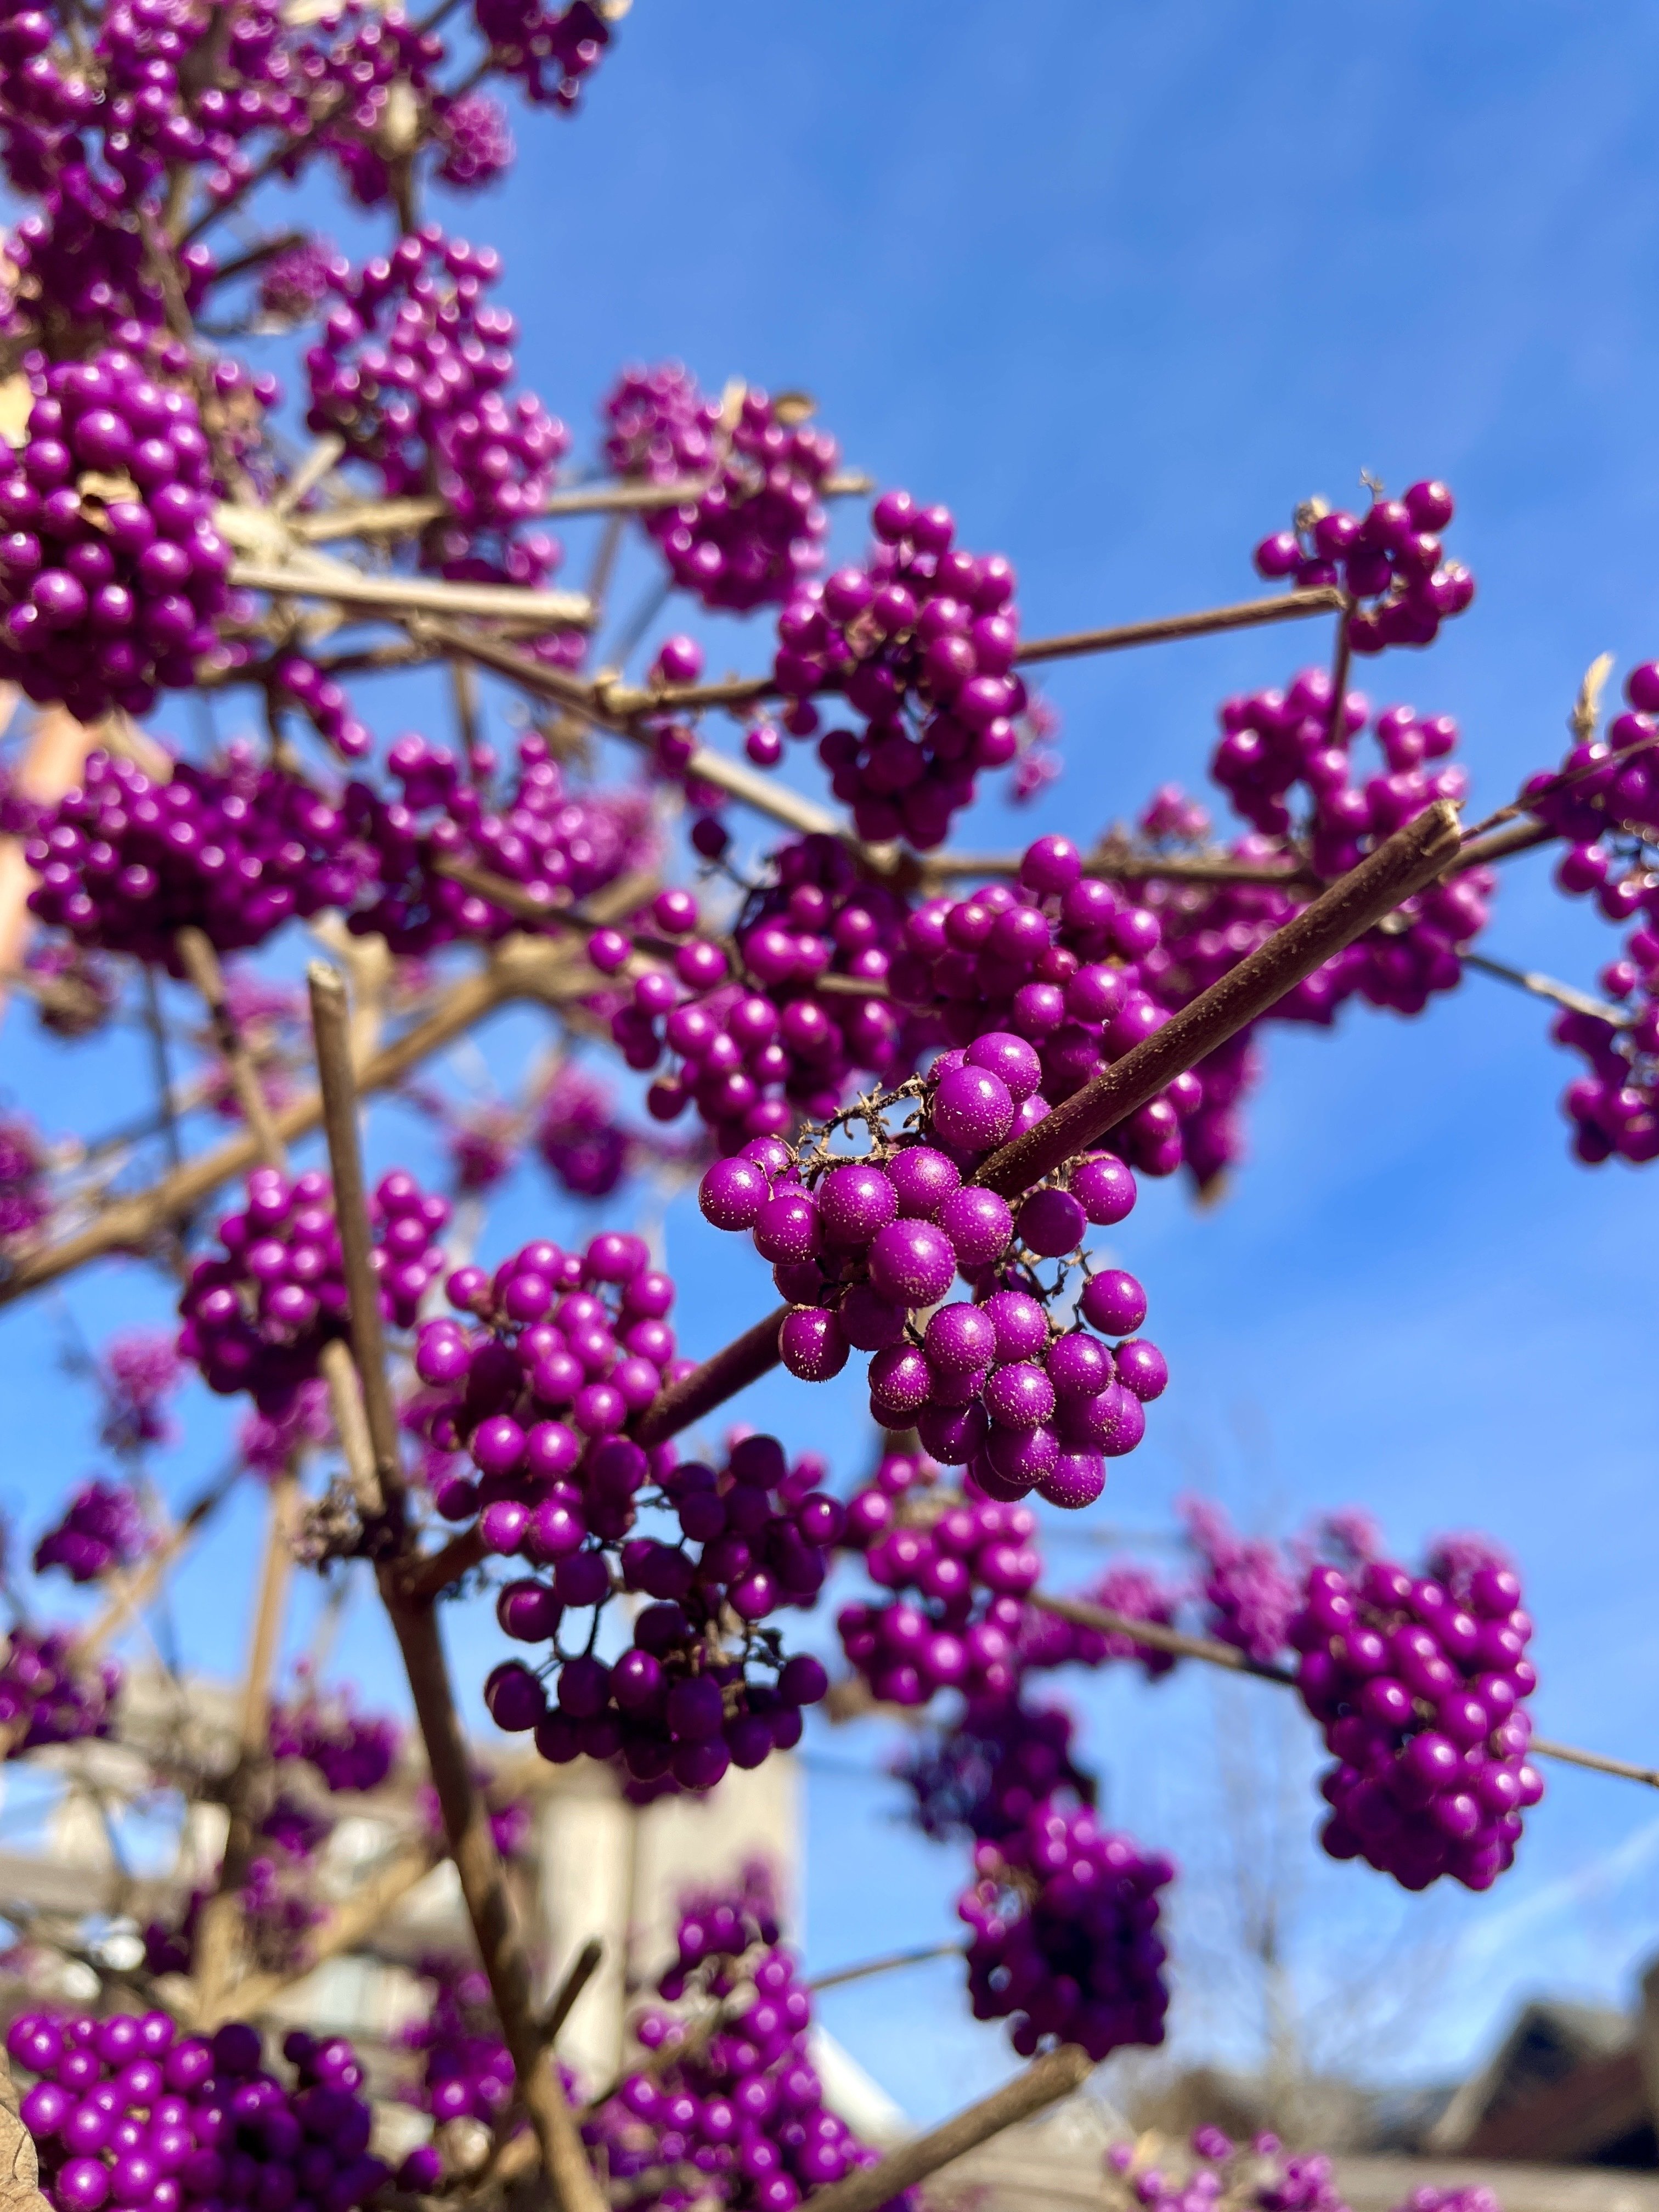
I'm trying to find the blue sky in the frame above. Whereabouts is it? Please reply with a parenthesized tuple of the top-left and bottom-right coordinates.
(3, 0, 1659, 2131)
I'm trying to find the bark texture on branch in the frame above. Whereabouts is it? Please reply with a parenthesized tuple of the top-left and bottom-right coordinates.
(792, 2045, 1094, 2212)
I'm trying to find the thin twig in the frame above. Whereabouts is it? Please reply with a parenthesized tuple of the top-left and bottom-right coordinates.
(0, 932, 624, 1305)
(230, 560, 595, 630)
(1011, 586, 1345, 669)
(1462, 950, 1629, 1026)
(176, 927, 290, 1167)
(793, 2045, 1094, 2212)
(807, 1940, 967, 1993)
(139, 967, 184, 1177)
(971, 802, 1463, 1198)
(540, 1936, 604, 2047)
(1037, 1594, 1659, 1792)
(307, 990, 605, 2212)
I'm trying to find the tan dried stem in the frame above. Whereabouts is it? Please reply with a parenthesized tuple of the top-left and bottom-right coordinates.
(792, 2045, 1094, 2212)
(175, 927, 290, 1168)
(304, 979, 606, 2212)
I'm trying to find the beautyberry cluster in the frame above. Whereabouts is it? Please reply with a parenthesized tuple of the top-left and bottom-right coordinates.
(1252, 482, 1475, 653)
(179, 1167, 450, 1412)
(33, 1479, 152, 1583)
(837, 1452, 1043, 1707)
(472, 0, 612, 111)
(0, 353, 236, 720)
(700, 1031, 1163, 1503)
(605, 833, 912, 1154)
(774, 488, 1028, 848)
(1294, 1550, 1543, 1892)
(604, 367, 839, 611)
(399, 1958, 515, 2129)
(0, 1628, 121, 1753)
(958, 1801, 1173, 2061)
(1521, 665, 1659, 1163)
(888, 835, 1206, 1178)
(306, 229, 570, 589)
(7, 2013, 387, 2212)
(269, 1683, 402, 1792)
(897, 1694, 1093, 1842)
(26, 743, 373, 966)
(0, 1115, 50, 1245)
(410, 1244, 833, 1790)
(588, 1870, 912, 2212)
(342, 728, 654, 952)
(1104, 2129, 1353, 2212)
(97, 1330, 183, 1455)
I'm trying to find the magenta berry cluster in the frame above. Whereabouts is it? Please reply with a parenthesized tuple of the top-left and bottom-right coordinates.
(897, 1694, 1093, 1843)
(1105, 2129, 1353, 2212)
(0, 352, 238, 720)
(770, 489, 1027, 848)
(479, 1429, 835, 1795)
(0, 1115, 50, 1245)
(699, 1033, 1162, 1504)
(887, 834, 1207, 1177)
(1295, 1552, 1543, 1893)
(1252, 481, 1475, 654)
(587, 1870, 913, 2212)
(1178, 1496, 1301, 1666)
(471, 0, 612, 110)
(1520, 665, 1659, 1164)
(306, 229, 569, 585)
(269, 1685, 402, 1792)
(342, 728, 655, 952)
(178, 1166, 450, 1413)
(33, 1479, 153, 1584)
(7, 2013, 387, 2212)
(604, 367, 840, 612)
(0, 1628, 121, 1754)
(26, 743, 373, 965)
(606, 832, 912, 1154)
(410, 1245, 833, 1791)
(399, 1958, 515, 2128)
(958, 1801, 1173, 2062)
(536, 1059, 633, 1198)
(97, 1330, 184, 1455)
(836, 1451, 1043, 1707)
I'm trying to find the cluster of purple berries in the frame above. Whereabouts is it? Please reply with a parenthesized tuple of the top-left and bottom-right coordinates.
(535, 1058, 634, 1199)
(603, 367, 839, 611)
(699, 1032, 1163, 1501)
(1295, 1553, 1543, 1893)
(770, 489, 1028, 848)
(178, 1166, 450, 1413)
(25, 742, 373, 967)
(306, 229, 570, 587)
(606, 832, 912, 1154)
(472, 0, 612, 110)
(887, 834, 1209, 1178)
(0, 1628, 121, 1754)
(588, 1872, 911, 2212)
(1178, 1494, 1301, 1666)
(897, 1694, 1093, 1843)
(97, 1330, 183, 1455)
(409, 1241, 833, 1790)
(1252, 482, 1475, 654)
(398, 1957, 515, 2129)
(1105, 2128, 1352, 2212)
(342, 727, 655, 954)
(0, 352, 238, 719)
(32, 1479, 153, 1584)
(435, 88, 515, 188)
(837, 1451, 1045, 1706)
(0, 1115, 50, 1245)
(478, 1425, 835, 1793)
(1520, 668, 1659, 1164)
(268, 1684, 402, 1792)
(958, 1800, 1173, 2062)
(7, 2014, 387, 2212)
